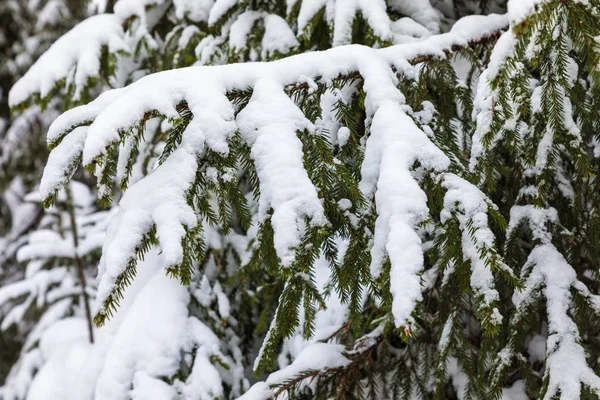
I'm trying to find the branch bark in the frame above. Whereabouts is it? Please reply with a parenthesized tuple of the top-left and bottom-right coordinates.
(66, 186, 95, 344)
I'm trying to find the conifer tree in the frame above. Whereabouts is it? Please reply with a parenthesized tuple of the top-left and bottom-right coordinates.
(0, 182, 105, 399)
(0, 0, 84, 384)
(4, 0, 600, 399)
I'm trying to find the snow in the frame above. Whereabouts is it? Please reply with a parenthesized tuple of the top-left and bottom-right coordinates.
(337, 198, 352, 211)
(267, 342, 349, 385)
(508, 0, 588, 24)
(531, 84, 543, 114)
(296, 0, 328, 37)
(229, 11, 261, 52)
(94, 130, 203, 311)
(178, 25, 200, 49)
(515, 244, 600, 399)
(26, 319, 92, 400)
(230, 12, 298, 59)
(40, 126, 88, 200)
(46, 86, 126, 146)
(36, 0, 69, 29)
(438, 311, 455, 351)
(4, 249, 232, 400)
(296, 0, 439, 46)
(130, 374, 177, 400)
(0, 189, 107, 398)
(451, 14, 507, 42)
(44, 12, 508, 157)
(114, 0, 164, 22)
(361, 101, 447, 327)
(470, 30, 516, 171)
(11, 184, 104, 263)
(8, 14, 127, 107)
(208, 0, 239, 26)
(261, 14, 299, 58)
(94, 263, 190, 399)
(182, 319, 225, 399)
(331, 0, 393, 46)
(501, 380, 529, 400)
(535, 127, 554, 172)
(336, 126, 350, 147)
(0, 106, 58, 174)
(507, 0, 545, 25)
(0, 350, 42, 400)
(0, 178, 40, 244)
(388, 0, 440, 33)
(236, 382, 272, 400)
(527, 334, 546, 364)
(213, 282, 230, 318)
(0, 266, 67, 312)
(508, 204, 600, 399)
(78, 79, 239, 312)
(276, 246, 349, 365)
(173, 0, 214, 22)
(391, 18, 432, 43)
(39, 11, 509, 328)
(533, 85, 581, 175)
(507, 206, 557, 244)
(237, 79, 326, 266)
(4, 10, 533, 399)
(16, 230, 74, 261)
(0, 180, 109, 379)
(447, 357, 469, 399)
(442, 174, 502, 321)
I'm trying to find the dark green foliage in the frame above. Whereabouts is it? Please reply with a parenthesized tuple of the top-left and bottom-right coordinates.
(7, 0, 600, 399)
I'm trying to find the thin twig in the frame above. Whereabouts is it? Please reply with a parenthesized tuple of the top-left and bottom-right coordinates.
(66, 186, 95, 344)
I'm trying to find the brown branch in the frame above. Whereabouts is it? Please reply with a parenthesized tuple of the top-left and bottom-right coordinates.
(66, 186, 95, 344)
(270, 329, 384, 398)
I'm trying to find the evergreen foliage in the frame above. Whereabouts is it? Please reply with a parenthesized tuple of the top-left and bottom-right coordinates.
(0, 0, 82, 385)
(2, 0, 600, 399)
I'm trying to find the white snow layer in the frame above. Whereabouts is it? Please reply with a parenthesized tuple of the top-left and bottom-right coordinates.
(388, 0, 440, 33)
(173, 0, 214, 22)
(470, 30, 516, 172)
(229, 11, 299, 59)
(516, 244, 600, 400)
(269, 343, 349, 384)
(39, 126, 88, 200)
(40, 12, 508, 323)
(0, 6, 528, 399)
(237, 79, 326, 267)
(508, 0, 588, 24)
(506, 204, 600, 400)
(361, 101, 448, 327)
(506, 0, 587, 25)
(208, 0, 240, 25)
(507, 0, 544, 25)
(3, 250, 228, 400)
(331, 0, 393, 46)
(441, 174, 501, 322)
(9, 0, 507, 108)
(295, 0, 439, 45)
(9, 14, 127, 106)
(94, 83, 237, 312)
